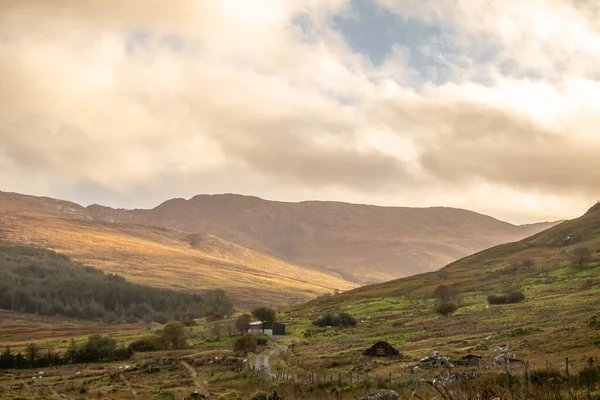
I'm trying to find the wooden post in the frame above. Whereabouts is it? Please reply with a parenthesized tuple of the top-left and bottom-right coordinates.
(565, 357, 569, 376)
(546, 360, 549, 371)
(389, 372, 392, 384)
(525, 361, 529, 393)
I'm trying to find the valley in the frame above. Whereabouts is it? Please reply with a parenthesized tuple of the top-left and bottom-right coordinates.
(0, 202, 598, 399)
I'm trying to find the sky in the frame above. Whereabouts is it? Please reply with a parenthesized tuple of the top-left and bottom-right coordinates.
(1, 0, 600, 224)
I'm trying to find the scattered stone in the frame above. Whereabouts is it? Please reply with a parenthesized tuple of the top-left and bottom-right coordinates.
(185, 389, 206, 399)
(418, 355, 453, 368)
(434, 371, 482, 385)
(493, 345, 510, 352)
(363, 341, 400, 357)
(519, 338, 530, 348)
(471, 342, 488, 351)
(358, 389, 402, 400)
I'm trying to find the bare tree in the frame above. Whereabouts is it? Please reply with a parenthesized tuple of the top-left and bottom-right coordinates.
(570, 247, 592, 269)
(211, 322, 223, 340)
(235, 314, 251, 335)
(433, 284, 458, 302)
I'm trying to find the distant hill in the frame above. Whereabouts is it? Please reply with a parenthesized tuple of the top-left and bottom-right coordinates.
(0, 191, 353, 308)
(84, 193, 559, 283)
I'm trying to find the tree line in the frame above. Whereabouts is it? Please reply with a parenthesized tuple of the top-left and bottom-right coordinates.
(0, 246, 233, 323)
(0, 335, 132, 370)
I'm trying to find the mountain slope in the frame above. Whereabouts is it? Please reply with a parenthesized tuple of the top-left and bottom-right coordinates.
(85, 193, 559, 283)
(0, 192, 353, 308)
(279, 204, 600, 375)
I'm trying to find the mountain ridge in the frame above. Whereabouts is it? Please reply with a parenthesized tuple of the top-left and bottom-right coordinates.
(1, 190, 560, 283)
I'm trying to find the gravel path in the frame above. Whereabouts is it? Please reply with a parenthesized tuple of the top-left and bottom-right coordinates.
(254, 343, 287, 377)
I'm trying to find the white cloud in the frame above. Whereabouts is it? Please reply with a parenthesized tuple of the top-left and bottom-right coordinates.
(0, 0, 599, 223)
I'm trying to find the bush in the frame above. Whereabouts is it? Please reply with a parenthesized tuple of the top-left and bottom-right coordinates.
(312, 312, 356, 327)
(487, 291, 525, 305)
(487, 294, 508, 305)
(435, 302, 458, 316)
(506, 291, 526, 303)
(233, 334, 257, 355)
(160, 321, 187, 349)
(338, 312, 357, 327)
(129, 336, 165, 352)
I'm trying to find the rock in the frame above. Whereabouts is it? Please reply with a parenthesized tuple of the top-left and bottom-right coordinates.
(456, 355, 485, 366)
(184, 389, 206, 399)
(358, 389, 402, 400)
(434, 372, 482, 384)
(363, 341, 400, 357)
(471, 342, 489, 351)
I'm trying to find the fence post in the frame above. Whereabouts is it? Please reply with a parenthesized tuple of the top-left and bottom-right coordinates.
(525, 361, 529, 393)
(546, 360, 549, 371)
(565, 357, 569, 376)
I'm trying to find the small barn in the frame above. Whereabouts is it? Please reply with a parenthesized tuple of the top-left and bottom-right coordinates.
(248, 321, 286, 336)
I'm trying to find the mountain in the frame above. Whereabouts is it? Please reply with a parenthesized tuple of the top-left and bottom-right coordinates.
(278, 204, 600, 378)
(85, 193, 559, 283)
(0, 191, 353, 308)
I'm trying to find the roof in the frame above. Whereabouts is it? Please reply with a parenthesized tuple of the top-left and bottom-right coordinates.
(249, 321, 264, 326)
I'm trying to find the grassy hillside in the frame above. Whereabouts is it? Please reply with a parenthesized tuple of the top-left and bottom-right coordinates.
(271, 206, 600, 382)
(0, 204, 353, 309)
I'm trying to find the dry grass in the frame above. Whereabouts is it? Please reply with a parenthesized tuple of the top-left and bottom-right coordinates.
(0, 211, 353, 308)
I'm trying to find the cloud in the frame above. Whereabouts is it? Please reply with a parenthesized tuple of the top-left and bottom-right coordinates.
(0, 0, 599, 223)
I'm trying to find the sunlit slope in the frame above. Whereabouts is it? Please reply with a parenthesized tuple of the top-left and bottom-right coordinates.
(284, 205, 600, 368)
(0, 212, 353, 308)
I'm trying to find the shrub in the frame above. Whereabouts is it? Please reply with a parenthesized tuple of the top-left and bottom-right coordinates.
(506, 291, 526, 303)
(487, 291, 525, 305)
(160, 321, 187, 349)
(312, 312, 357, 327)
(233, 334, 257, 355)
(129, 336, 165, 352)
(338, 312, 357, 327)
(487, 294, 508, 305)
(313, 313, 339, 327)
(435, 302, 458, 316)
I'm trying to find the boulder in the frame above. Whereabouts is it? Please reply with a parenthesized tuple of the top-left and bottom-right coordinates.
(456, 354, 484, 366)
(363, 341, 399, 357)
(358, 389, 402, 400)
